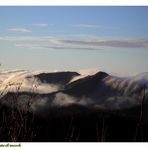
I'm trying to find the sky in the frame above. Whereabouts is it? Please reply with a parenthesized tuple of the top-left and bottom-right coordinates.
(0, 6, 148, 75)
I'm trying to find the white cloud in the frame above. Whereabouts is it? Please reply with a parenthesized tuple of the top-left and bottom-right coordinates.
(79, 68, 99, 75)
(70, 68, 99, 83)
(53, 92, 76, 106)
(74, 24, 104, 29)
(0, 36, 53, 41)
(8, 28, 32, 33)
(0, 70, 60, 97)
(15, 43, 44, 49)
(14, 43, 99, 50)
(31, 23, 49, 27)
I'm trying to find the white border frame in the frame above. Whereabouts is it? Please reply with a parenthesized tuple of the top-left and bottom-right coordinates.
(0, 0, 148, 6)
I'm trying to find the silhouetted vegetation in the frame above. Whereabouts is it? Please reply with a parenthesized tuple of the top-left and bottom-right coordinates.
(0, 94, 148, 142)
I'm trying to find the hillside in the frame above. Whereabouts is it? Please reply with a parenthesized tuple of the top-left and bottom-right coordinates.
(0, 70, 148, 141)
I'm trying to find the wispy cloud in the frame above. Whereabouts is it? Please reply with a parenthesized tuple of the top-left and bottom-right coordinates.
(8, 28, 32, 33)
(14, 43, 99, 50)
(70, 68, 100, 82)
(0, 36, 53, 41)
(56, 38, 148, 48)
(1, 35, 148, 50)
(74, 24, 105, 29)
(15, 44, 43, 49)
(31, 23, 49, 27)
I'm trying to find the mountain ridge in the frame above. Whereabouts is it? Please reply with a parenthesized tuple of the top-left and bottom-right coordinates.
(0, 70, 147, 117)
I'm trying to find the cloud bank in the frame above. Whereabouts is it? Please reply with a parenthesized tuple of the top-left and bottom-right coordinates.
(0, 70, 148, 117)
(0, 70, 60, 97)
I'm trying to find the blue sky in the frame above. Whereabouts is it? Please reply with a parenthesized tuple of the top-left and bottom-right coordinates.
(0, 6, 148, 75)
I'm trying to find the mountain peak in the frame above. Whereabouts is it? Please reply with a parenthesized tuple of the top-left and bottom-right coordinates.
(34, 71, 80, 85)
(94, 71, 109, 79)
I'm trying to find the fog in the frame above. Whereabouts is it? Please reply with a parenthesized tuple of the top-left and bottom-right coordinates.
(0, 70, 148, 117)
